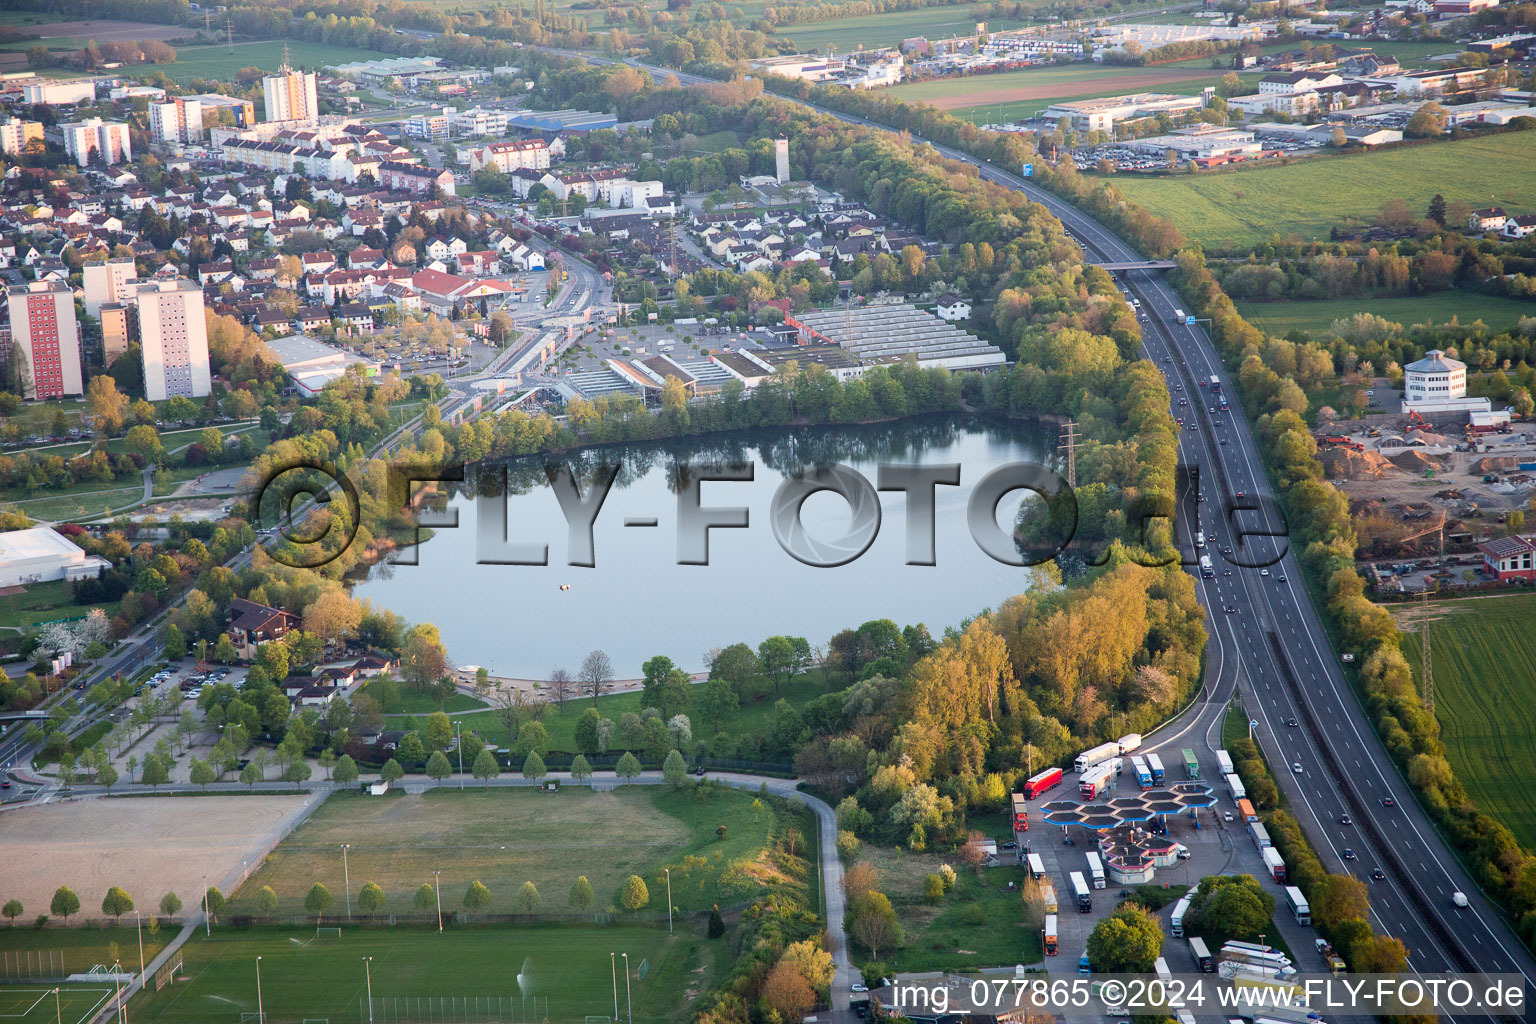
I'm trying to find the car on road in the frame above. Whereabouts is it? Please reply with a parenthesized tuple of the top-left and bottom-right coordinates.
(693, 766, 707, 776)
(1343, 849, 1355, 860)
(1223, 811, 1234, 821)
(1236, 490, 1246, 499)
(1292, 762, 1303, 773)
(0, 779, 9, 789)
(1452, 891, 1468, 907)
(1278, 574, 1287, 582)
(851, 983, 868, 993)
(1260, 568, 1270, 577)
(1382, 797, 1396, 807)
(1340, 814, 1352, 825)
(1000, 840, 1018, 851)
(1286, 718, 1298, 727)
(1370, 868, 1386, 881)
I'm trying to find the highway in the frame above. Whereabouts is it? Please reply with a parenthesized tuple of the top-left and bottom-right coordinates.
(579, 49, 1536, 993)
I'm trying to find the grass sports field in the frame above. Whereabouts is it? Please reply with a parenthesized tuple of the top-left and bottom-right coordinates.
(1109, 132, 1536, 251)
(890, 64, 1246, 111)
(0, 987, 119, 1024)
(227, 786, 812, 920)
(0, 927, 169, 979)
(1237, 292, 1536, 337)
(1398, 593, 1536, 849)
(128, 925, 704, 1024)
(161, 41, 395, 82)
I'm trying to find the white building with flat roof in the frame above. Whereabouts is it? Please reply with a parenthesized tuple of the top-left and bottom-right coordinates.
(0, 527, 110, 587)
(266, 334, 377, 396)
(1043, 92, 1205, 132)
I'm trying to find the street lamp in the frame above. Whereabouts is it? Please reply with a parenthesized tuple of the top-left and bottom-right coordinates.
(202, 875, 210, 937)
(363, 957, 374, 1024)
(432, 870, 442, 932)
(136, 911, 146, 988)
(255, 956, 264, 1024)
(112, 959, 124, 1024)
(53, 987, 61, 1024)
(610, 953, 618, 1021)
(341, 844, 353, 921)
(664, 868, 672, 935)
(455, 721, 464, 790)
(621, 952, 632, 1024)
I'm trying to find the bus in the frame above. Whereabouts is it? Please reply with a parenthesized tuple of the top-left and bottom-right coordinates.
(1200, 555, 1214, 578)
(1146, 752, 1166, 784)
(1216, 749, 1234, 776)
(1027, 853, 1046, 880)
(1070, 871, 1092, 913)
(1170, 896, 1192, 938)
(1284, 886, 1311, 926)
(1182, 748, 1199, 780)
(1085, 850, 1106, 889)
(1188, 936, 1215, 972)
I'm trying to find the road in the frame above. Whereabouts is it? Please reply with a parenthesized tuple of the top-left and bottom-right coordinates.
(544, 45, 1536, 1002)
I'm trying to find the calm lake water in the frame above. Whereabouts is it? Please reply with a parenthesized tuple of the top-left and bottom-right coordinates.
(353, 416, 1053, 677)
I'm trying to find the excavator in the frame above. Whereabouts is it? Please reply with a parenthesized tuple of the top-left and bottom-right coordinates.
(1404, 409, 1431, 433)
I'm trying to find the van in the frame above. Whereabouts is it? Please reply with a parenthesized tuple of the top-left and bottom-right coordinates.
(1196, 531, 1205, 548)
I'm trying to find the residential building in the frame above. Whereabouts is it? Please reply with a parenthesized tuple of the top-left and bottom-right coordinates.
(100, 304, 132, 362)
(1504, 214, 1536, 239)
(5, 281, 84, 399)
(0, 119, 43, 156)
(60, 118, 133, 167)
(935, 292, 971, 321)
(184, 93, 256, 127)
(83, 257, 138, 316)
(378, 161, 456, 196)
(1479, 535, 1535, 581)
(1469, 206, 1508, 231)
(132, 279, 212, 400)
(227, 598, 300, 660)
(149, 97, 204, 145)
(467, 139, 551, 174)
(406, 111, 449, 141)
(263, 63, 319, 124)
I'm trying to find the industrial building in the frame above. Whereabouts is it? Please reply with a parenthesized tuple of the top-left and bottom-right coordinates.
(0, 527, 110, 588)
(506, 109, 617, 133)
(266, 334, 378, 396)
(1043, 92, 1206, 132)
(788, 303, 1007, 371)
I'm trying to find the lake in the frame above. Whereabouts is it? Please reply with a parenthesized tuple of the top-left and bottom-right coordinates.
(353, 416, 1054, 677)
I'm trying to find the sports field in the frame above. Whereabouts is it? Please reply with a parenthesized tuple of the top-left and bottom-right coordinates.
(228, 786, 810, 919)
(0, 986, 119, 1024)
(1398, 593, 1536, 849)
(891, 63, 1237, 112)
(161, 40, 395, 82)
(1109, 132, 1536, 251)
(0, 926, 169, 979)
(1238, 292, 1536, 337)
(128, 925, 703, 1024)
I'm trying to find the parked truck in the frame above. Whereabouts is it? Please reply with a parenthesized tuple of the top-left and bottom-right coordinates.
(1216, 749, 1234, 776)
(1039, 881, 1058, 914)
(1250, 821, 1272, 849)
(1118, 733, 1143, 755)
(1132, 756, 1153, 790)
(1044, 914, 1059, 956)
(1075, 742, 1121, 773)
(1182, 748, 1199, 780)
(1146, 752, 1166, 784)
(1224, 773, 1247, 801)
(1080, 762, 1115, 799)
(1011, 793, 1029, 832)
(1261, 846, 1287, 882)
(1023, 766, 1063, 799)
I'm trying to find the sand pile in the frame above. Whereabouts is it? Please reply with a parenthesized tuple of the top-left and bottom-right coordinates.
(1319, 447, 1394, 480)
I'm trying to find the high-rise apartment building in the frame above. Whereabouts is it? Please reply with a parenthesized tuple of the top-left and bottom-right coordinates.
(99, 303, 133, 364)
(0, 119, 43, 156)
(82, 257, 138, 317)
(149, 97, 205, 145)
(59, 118, 132, 167)
(262, 60, 319, 124)
(132, 280, 211, 401)
(5, 282, 84, 399)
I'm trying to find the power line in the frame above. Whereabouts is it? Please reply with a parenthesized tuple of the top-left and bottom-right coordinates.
(1058, 420, 1080, 488)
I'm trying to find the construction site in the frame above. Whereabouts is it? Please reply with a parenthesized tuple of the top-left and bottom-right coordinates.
(1313, 409, 1536, 596)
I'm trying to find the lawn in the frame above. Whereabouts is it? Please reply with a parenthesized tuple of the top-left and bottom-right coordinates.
(438, 673, 833, 754)
(160, 40, 397, 82)
(5, 486, 143, 524)
(1109, 132, 1536, 252)
(0, 926, 168, 978)
(0, 578, 118, 630)
(0, 987, 121, 1024)
(852, 844, 1039, 972)
(386, 690, 487, 714)
(1238, 292, 1536, 338)
(227, 785, 810, 920)
(127, 924, 707, 1024)
(1398, 593, 1536, 849)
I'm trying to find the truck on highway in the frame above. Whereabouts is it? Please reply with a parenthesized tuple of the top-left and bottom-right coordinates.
(1118, 733, 1143, 755)
(1182, 748, 1200, 780)
(1146, 751, 1166, 784)
(1085, 850, 1106, 889)
(1132, 755, 1153, 790)
(1188, 936, 1215, 972)
(1011, 792, 1029, 832)
(1080, 762, 1115, 799)
(1209, 375, 1221, 392)
(1249, 821, 1272, 849)
(1070, 871, 1092, 912)
(1076, 742, 1121, 773)
(1261, 846, 1287, 882)
(1023, 766, 1063, 799)
(1170, 896, 1192, 937)
(1200, 554, 1215, 578)
(1216, 749, 1234, 776)
(1044, 914, 1059, 956)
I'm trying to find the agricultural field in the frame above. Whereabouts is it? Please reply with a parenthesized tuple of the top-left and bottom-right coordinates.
(1108, 132, 1536, 251)
(1238, 292, 1536, 338)
(780, 7, 1028, 54)
(160, 40, 396, 82)
(435, 672, 830, 754)
(852, 843, 1038, 971)
(127, 925, 705, 1024)
(1398, 593, 1536, 849)
(227, 786, 813, 920)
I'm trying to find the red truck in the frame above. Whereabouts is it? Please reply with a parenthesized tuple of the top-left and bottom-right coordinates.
(1011, 793, 1029, 831)
(1023, 766, 1063, 800)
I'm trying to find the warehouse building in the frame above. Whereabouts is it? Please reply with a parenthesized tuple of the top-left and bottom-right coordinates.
(0, 527, 110, 587)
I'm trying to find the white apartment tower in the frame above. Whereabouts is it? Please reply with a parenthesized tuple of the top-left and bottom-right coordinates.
(774, 137, 789, 183)
(83, 257, 138, 317)
(5, 282, 83, 400)
(262, 55, 319, 124)
(132, 280, 212, 401)
(59, 118, 132, 167)
(149, 97, 205, 145)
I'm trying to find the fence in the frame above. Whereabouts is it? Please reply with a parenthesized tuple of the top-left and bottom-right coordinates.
(360, 996, 545, 1023)
(0, 949, 65, 980)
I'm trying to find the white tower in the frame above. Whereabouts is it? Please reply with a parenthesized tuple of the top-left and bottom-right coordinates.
(774, 137, 790, 184)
